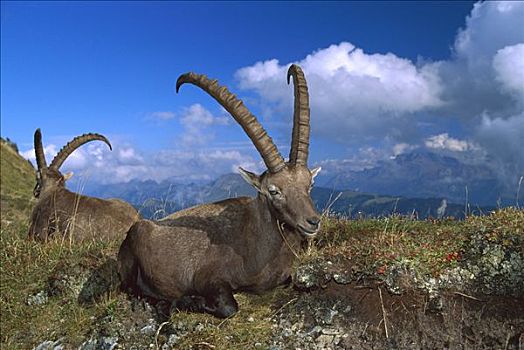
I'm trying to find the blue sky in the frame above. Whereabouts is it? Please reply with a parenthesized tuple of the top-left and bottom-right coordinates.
(1, 1, 523, 184)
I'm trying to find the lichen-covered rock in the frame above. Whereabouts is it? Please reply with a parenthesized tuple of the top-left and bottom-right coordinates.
(161, 334, 180, 350)
(376, 215, 524, 299)
(47, 259, 119, 303)
(332, 270, 352, 284)
(383, 264, 408, 295)
(269, 291, 352, 350)
(459, 227, 524, 297)
(33, 339, 63, 350)
(294, 259, 332, 289)
(27, 290, 48, 306)
(79, 336, 118, 350)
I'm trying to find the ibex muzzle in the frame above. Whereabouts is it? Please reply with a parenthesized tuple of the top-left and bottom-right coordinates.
(118, 65, 321, 318)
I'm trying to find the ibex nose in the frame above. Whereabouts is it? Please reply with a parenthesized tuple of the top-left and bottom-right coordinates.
(306, 217, 320, 229)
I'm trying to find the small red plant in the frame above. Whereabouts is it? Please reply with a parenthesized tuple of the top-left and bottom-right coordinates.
(446, 251, 461, 262)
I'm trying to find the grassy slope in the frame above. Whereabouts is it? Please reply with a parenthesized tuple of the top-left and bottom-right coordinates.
(0, 139, 35, 223)
(0, 140, 124, 347)
(0, 137, 522, 349)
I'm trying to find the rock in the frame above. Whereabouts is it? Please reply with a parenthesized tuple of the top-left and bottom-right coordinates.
(332, 272, 352, 284)
(161, 334, 180, 350)
(307, 325, 323, 336)
(194, 322, 205, 332)
(321, 328, 341, 335)
(79, 336, 118, 350)
(383, 265, 406, 295)
(281, 328, 293, 337)
(27, 290, 48, 306)
(315, 334, 335, 349)
(47, 259, 119, 304)
(294, 259, 331, 289)
(79, 339, 97, 350)
(427, 293, 444, 313)
(319, 308, 338, 325)
(140, 319, 158, 335)
(140, 325, 156, 336)
(33, 339, 62, 350)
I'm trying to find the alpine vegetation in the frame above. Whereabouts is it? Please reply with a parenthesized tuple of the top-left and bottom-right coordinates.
(118, 64, 322, 318)
(28, 129, 140, 242)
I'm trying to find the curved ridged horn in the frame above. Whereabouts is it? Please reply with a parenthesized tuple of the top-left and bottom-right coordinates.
(287, 64, 310, 166)
(49, 133, 112, 170)
(34, 128, 48, 171)
(176, 72, 286, 173)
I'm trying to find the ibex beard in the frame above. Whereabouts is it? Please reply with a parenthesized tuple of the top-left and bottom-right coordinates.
(118, 65, 321, 318)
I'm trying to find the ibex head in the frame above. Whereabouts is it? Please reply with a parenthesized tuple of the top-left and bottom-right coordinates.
(33, 129, 112, 198)
(177, 64, 321, 236)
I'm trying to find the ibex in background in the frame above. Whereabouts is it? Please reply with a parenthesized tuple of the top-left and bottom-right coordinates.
(29, 129, 140, 242)
(118, 64, 321, 318)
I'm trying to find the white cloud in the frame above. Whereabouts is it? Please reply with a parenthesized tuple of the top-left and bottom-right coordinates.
(147, 111, 176, 121)
(493, 43, 524, 97)
(22, 141, 113, 172)
(424, 134, 473, 152)
(316, 146, 393, 174)
(392, 143, 418, 157)
(178, 104, 229, 147)
(21, 1, 524, 186)
(21, 144, 56, 167)
(235, 1, 523, 179)
(475, 111, 524, 177)
(21, 136, 261, 185)
(433, 1, 524, 117)
(22, 143, 89, 169)
(117, 146, 143, 164)
(453, 1, 524, 67)
(235, 42, 443, 143)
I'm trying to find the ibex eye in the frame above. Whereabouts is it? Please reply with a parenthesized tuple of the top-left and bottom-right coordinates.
(268, 186, 280, 196)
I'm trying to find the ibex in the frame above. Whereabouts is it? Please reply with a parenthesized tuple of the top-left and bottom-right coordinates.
(118, 65, 321, 318)
(28, 129, 140, 242)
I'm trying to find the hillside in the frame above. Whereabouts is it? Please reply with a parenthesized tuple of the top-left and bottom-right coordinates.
(0, 138, 35, 224)
(1, 137, 523, 349)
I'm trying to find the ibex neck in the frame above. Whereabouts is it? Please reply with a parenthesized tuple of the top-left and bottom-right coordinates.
(251, 193, 302, 267)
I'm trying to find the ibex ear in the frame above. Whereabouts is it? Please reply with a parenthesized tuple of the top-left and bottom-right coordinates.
(63, 172, 74, 181)
(310, 166, 321, 179)
(238, 167, 261, 192)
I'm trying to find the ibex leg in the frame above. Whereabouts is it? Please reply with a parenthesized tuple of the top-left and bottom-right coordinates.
(173, 283, 238, 318)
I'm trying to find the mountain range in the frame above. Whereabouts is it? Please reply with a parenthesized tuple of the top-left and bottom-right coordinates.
(78, 172, 493, 220)
(316, 150, 519, 207)
(3, 137, 513, 220)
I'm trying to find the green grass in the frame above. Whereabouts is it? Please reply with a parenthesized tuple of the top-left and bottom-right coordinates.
(316, 209, 523, 278)
(1, 139, 35, 224)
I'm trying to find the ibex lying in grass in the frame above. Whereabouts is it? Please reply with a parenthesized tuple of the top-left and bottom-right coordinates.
(118, 65, 321, 318)
(28, 129, 140, 242)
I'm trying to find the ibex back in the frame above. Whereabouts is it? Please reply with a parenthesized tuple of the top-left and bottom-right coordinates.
(118, 65, 321, 318)
(28, 130, 140, 242)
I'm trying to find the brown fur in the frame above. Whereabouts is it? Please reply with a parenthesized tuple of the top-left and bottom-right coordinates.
(29, 179, 139, 242)
(28, 131, 140, 242)
(118, 165, 321, 317)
